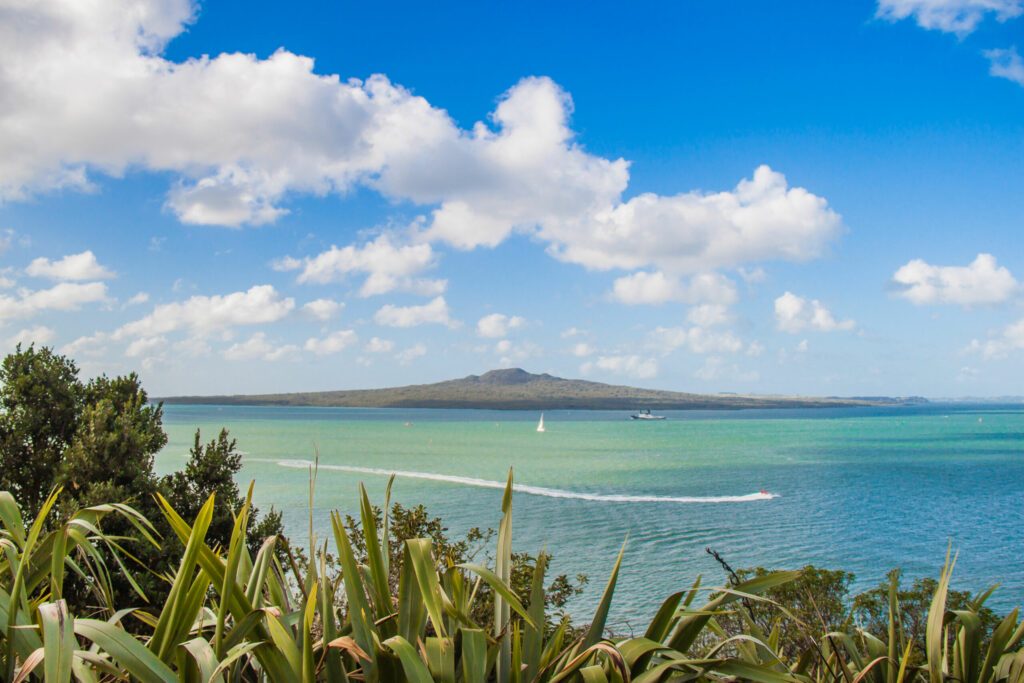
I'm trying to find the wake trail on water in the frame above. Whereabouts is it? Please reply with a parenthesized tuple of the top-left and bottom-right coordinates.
(255, 458, 778, 504)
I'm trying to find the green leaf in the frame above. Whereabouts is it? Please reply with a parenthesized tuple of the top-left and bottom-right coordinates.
(384, 635, 434, 683)
(177, 638, 222, 683)
(460, 628, 489, 683)
(73, 619, 177, 683)
(585, 538, 627, 648)
(39, 600, 74, 683)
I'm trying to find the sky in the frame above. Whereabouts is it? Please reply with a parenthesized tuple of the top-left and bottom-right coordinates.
(0, 0, 1022, 397)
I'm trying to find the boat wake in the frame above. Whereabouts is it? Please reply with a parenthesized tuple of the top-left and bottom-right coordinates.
(259, 458, 778, 504)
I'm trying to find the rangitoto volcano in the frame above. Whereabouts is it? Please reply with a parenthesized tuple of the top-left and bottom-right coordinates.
(158, 368, 927, 410)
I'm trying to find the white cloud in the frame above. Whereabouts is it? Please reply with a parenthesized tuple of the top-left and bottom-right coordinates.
(304, 330, 358, 356)
(126, 291, 150, 306)
(774, 292, 855, 333)
(0, 5, 840, 284)
(374, 296, 453, 328)
(116, 285, 294, 337)
(477, 313, 525, 338)
(6, 325, 56, 348)
(25, 251, 114, 281)
(582, 355, 658, 380)
(570, 342, 595, 357)
(60, 332, 108, 358)
(225, 332, 299, 361)
(125, 335, 167, 358)
(365, 336, 394, 353)
(648, 326, 745, 355)
(876, 0, 1023, 34)
(985, 47, 1024, 86)
(966, 318, 1024, 358)
(395, 343, 427, 365)
(0, 282, 109, 321)
(746, 341, 765, 357)
(276, 234, 445, 297)
(610, 271, 738, 306)
(544, 165, 840, 275)
(301, 298, 344, 321)
(796, 339, 809, 353)
(686, 303, 731, 328)
(561, 326, 586, 338)
(892, 253, 1018, 306)
(492, 339, 541, 366)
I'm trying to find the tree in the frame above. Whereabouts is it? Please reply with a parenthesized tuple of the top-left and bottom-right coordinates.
(0, 345, 82, 515)
(0, 344, 282, 614)
(163, 428, 283, 557)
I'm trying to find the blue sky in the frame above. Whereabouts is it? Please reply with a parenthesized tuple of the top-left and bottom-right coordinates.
(0, 0, 1022, 397)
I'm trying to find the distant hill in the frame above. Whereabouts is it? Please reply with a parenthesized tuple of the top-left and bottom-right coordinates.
(158, 368, 925, 411)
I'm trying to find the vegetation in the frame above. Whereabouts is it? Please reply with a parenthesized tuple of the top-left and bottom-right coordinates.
(158, 367, 918, 410)
(0, 344, 283, 612)
(2, 470, 1022, 682)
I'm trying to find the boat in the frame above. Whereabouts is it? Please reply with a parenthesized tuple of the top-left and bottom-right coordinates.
(630, 409, 666, 421)
(536, 413, 546, 432)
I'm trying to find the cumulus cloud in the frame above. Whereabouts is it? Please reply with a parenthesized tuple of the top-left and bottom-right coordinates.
(301, 298, 344, 321)
(225, 333, 300, 361)
(892, 253, 1018, 306)
(115, 284, 294, 337)
(125, 292, 150, 306)
(0, 3, 841, 283)
(365, 336, 394, 353)
(276, 234, 445, 297)
(26, 251, 114, 281)
(395, 343, 427, 365)
(477, 313, 525, 338)
(986, 47, 1024, 86)
(774, 292, 855, 333)
(374, 296, 453, 328)
(876, 0, 1023, 34)
(966, 318, 1024, 358)
(6, 326, 56, 348)
(582, 355, 658, 380)
(548, 165, 840, 275)
(610, 271, 738, 306)
(60, 332, 109, 358)
(648, 326, 745, 355)
(126, 336, 167, 358)
(304, 329, 358, 356)
(0, 282, 108, 321)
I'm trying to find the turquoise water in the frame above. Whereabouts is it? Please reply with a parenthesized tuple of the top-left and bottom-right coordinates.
(157, 403, 1024, 624)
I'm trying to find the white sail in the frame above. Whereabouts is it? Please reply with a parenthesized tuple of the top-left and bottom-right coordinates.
(536, 413, 545, 432)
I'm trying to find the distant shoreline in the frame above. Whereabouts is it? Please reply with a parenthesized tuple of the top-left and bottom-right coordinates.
(156, 367, 928, 411)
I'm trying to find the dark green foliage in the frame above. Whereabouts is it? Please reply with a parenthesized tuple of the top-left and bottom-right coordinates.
(715, 559, 1000, 663)
(0, 345, 82, 514)
(162, 428, 282, 556)
(852, 568, 1001, 662)
(0, 344, 282, 614)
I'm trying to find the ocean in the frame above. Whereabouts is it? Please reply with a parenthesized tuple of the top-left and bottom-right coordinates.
(157, 403, 1024, 624)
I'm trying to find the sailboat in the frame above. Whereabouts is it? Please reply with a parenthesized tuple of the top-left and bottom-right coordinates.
(536, 413, 546, 433)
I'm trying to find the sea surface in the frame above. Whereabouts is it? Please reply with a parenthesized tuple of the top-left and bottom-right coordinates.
(156, 403, 1024, 625)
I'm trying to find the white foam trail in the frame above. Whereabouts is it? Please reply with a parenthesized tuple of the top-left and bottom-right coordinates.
(261, 458, 778, 504)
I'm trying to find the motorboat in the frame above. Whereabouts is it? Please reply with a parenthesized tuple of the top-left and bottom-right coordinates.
(630, 409, 666, 421)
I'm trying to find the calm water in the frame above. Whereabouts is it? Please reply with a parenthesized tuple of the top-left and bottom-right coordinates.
(157, 403, 1024, 624)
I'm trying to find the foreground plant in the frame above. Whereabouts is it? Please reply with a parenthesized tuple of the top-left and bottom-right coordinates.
(1, 472, 1021, 683)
